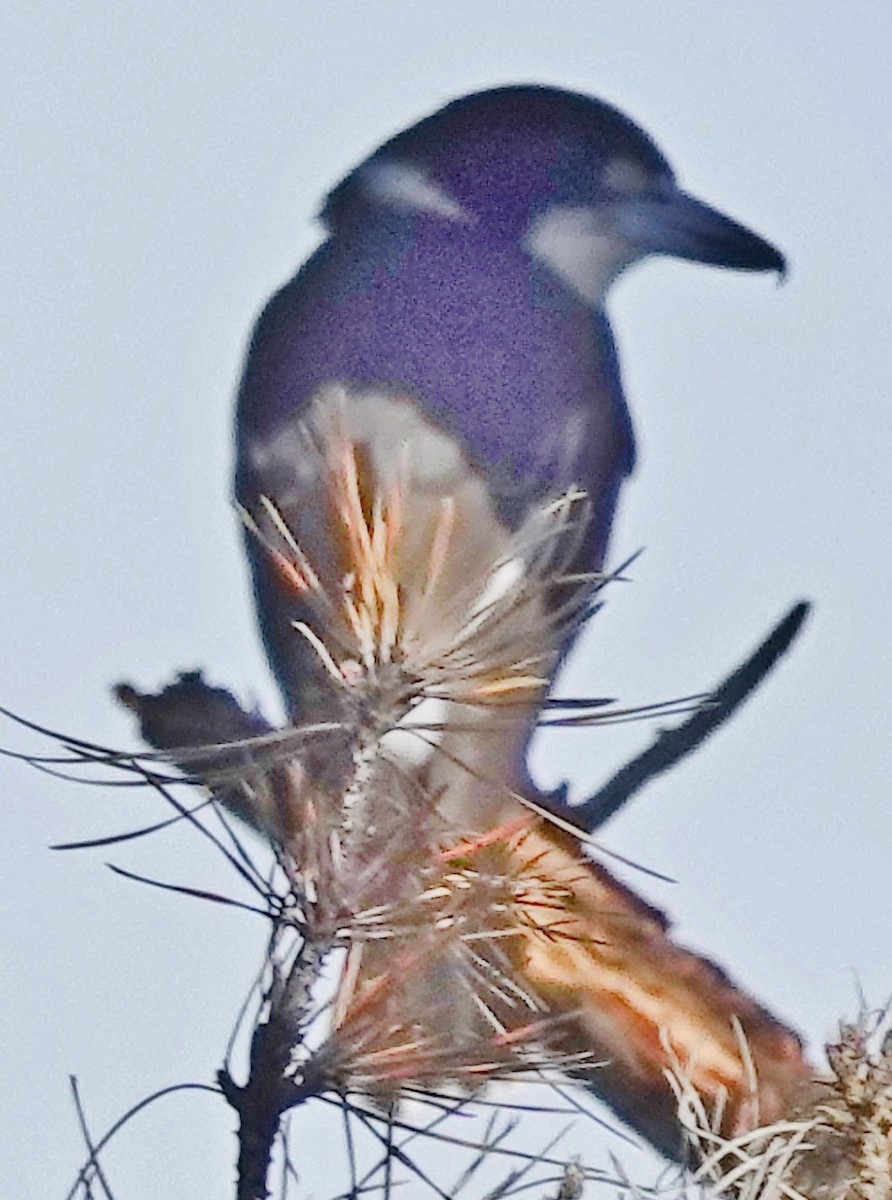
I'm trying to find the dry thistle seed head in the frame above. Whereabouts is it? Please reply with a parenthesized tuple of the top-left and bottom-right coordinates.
(367, 809, 814, 1161)
(243, 382, 602, 832)
(296, 809, 812, 1138)
(304, 815, 606, 1099)
(114, 373, 819, 1161)
(663, 1012, 892, 1200)
(783, 1014, 892, 1200)
(111, 671, 817, 1163)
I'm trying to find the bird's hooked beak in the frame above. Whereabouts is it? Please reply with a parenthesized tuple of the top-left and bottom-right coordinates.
(525, 181, 785, 307)
(616, 186, 786, 277)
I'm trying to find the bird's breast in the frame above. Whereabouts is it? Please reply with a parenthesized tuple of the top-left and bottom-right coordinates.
(234, 229, 635, 748)
(237, 230, 634, 543)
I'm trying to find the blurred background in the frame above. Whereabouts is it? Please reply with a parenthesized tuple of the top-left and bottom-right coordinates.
(1, 3, 889, 1196)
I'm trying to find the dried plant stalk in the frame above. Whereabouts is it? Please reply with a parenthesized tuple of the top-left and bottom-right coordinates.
(663, 1014, 892, 1200)
(107, 386, 827, 1194)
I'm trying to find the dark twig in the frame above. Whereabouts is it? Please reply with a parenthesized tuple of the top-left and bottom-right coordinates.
(571, 601, 811, 831)
(64, 1083, 221, 1200)
(69, 1076, 116, 1200)
(218, 940, 327, 1200)
(50, 799, 216, 850)
(105, 863, 273, 919)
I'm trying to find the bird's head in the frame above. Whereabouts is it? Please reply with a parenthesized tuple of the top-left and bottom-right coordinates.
(322, 84, 785, 305)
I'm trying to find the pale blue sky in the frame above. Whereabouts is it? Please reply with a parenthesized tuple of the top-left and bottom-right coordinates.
(2, 3, 890, 1196)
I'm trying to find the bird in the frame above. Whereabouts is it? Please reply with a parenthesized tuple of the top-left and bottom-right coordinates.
(119, 86, 811, 1162)
(234, 83, 785, 830)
